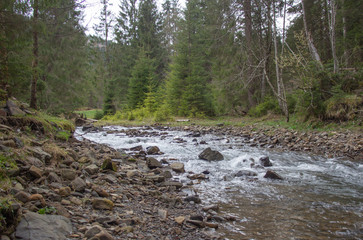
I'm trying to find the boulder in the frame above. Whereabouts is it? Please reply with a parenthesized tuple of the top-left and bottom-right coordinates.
(14, 191, 30, 203)
(15, 212, 72, 240)
(58, 187, 72, 197)
(170, 162, 185, 173)
(6, 100, 25, 116)
(26, 147, 52, 162)
(47, 172, 61, 183)
(146, 146, 160, 155)
(259, 156, 272, 167)
(264, 170, 283, 180)
(198, 148, 224, 161)
(146, 157, 162, 169)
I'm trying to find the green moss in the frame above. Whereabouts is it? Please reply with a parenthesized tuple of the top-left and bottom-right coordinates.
(55, 130, 71, 141)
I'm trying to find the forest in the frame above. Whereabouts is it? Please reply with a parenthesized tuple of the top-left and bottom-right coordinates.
(1, 0, 362, 123)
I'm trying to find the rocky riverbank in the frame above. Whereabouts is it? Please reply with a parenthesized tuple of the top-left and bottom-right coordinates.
(166, 124, 362, 161)
(0, 117, 229, 239)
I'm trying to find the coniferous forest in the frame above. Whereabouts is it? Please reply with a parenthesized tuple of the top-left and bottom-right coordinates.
(1, 0, 362, 122)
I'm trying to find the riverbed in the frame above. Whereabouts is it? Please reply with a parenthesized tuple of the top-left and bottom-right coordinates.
(76, 125, 363, 239)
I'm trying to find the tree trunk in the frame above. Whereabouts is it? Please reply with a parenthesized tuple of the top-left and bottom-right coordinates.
(273, 0, 289, 122)
(30, 0, 39, 110)
(342, 0, 348, 67)
(301, 0, 324, 69)
(327, 0, 339, 73)
(243, 0, 255, 108)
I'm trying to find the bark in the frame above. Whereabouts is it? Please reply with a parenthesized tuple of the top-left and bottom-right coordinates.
(327, 0, 339, 73)
(273, 0, 289, 122)
(30, 0, 39, 110)
(243, 0, 255, 108)
(301, 0, 324, 69)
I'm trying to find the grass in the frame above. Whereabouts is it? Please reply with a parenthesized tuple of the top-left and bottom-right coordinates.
(75, 109, 102, 119)
(97, 113, 362, 133)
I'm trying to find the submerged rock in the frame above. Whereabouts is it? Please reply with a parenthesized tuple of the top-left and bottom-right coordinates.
(170, 162, 185, 173)
(264, 170, 283, 180)
(259, 156, 272, 167)
(198, 147, 224, 161)
(146, 146, 161, 155)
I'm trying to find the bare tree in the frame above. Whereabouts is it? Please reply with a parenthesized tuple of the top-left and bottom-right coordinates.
(326, 0, 339, 73)
(301, 0, 324, 69)
(30, 0, 39, 109)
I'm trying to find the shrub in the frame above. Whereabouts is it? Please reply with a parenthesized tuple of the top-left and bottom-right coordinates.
(325, 94, 362, 121)
(248, 96, 281, 117)
(94, 110, 104, 120)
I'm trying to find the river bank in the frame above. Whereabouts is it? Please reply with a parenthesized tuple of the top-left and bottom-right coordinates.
(97, 116, 362, 161)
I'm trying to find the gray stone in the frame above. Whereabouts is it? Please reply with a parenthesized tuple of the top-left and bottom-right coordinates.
(71, 177, 87, 192)
(26, 156, 44, 168)
(15, 212, 72, 240)
(158, 209, 168, 220)
(161, 181, 183, 189)
(184, 195, 201, 204)
(85, 164, 99, 175)
(170, 162, 185, 173)
(47, 172, 61, 183)
(235, 170, 257, 177)
(85, 225, 103, 238)
(26, 147, 52, 162)
(6, 100, 25, 116)
(146, 157, 162, 169)
(198, 148, 224, 161)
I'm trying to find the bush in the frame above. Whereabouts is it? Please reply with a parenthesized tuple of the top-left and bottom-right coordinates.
(325, 93, 362, 121)
(94, 110, 104, 120)
(248, 96, 281, 117)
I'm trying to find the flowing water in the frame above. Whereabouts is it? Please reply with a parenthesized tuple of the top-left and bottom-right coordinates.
(75, 126, 363, 239)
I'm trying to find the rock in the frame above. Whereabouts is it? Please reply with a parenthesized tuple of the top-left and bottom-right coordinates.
(161, 181, 183, 189)
(184, 195, 201, 204)
(47, 172, 61, 183)
(15, 212, 72, 240)
(70, 197, 82, 205)
(126, 170, 140, 178)
(85, 225, 103, 238)
(71, 177, 87, 192)
(162, 170, 172, 179)
(14, 191, 30, 203)
(235, 170, 257, 177)
(190, 215, 203, 221)
(264, 170, 283, 180)
(91, 231, 114, 240)
(29, 194, 46, 207)
(259, 156, 272, 167)
(158, 209, 168, 220)
(26, 156, 44, 168)
(6, 100, 25, 116)
(198, 147, 224, 161)
(26, 147, 52, 162)
(170, 162, 185, 173)
(61, 169, 77, 181)
(175, 216, 185, 225)
(85, 164, 99, 175)
(58, 187, 72, 197)
(78, 156, 90, 163)
(205, 222, 219, 229)
(14, 137, 24, 148)
(186, 219, 205, 228)
(202, 205, 219, 212)
(146, 146, 160, 155)
(1, 235, 11, 240)
(146, 157, 162, 169)
(101, 158, 117, 171)
(92, 198, 114, 210)
(92, 186, 109, 197)
(130, 145, 143, 151)
(29, 165, 42, 178)
(2, 140, 16, 148)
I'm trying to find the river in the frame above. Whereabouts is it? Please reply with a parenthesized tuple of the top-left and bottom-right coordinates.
(75, 125, 363, 239)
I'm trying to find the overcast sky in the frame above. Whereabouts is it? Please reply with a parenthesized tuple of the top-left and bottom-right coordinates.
(82, 0, 186, 36)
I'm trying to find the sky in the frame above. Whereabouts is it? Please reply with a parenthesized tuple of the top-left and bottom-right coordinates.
(82, 0, 186, 36)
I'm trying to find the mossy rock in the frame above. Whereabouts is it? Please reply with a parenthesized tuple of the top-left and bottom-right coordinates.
(101, 158, 117, 171)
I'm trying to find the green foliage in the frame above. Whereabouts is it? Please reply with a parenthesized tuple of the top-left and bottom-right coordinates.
(325, 92, 362, 121)
(55, 131, 71, 142)
(248, 96, 281, 117)
(94, 110, 104, 120)
(38, 206, 57, 215)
